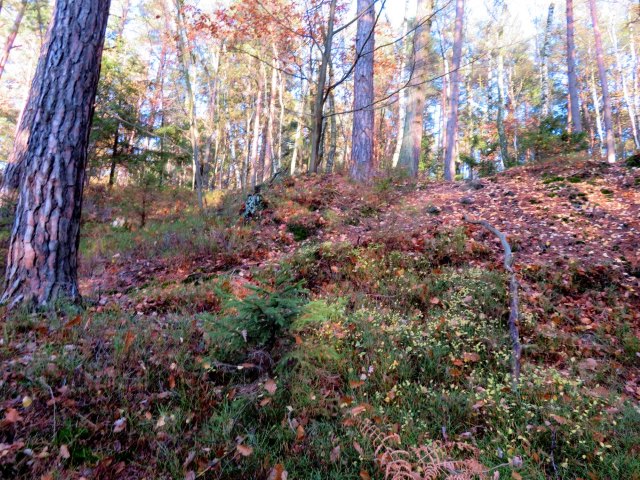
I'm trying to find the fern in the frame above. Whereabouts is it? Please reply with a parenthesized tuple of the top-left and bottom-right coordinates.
(357, 418, 487, 480)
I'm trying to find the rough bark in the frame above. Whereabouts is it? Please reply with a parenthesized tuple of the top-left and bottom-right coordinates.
(0, 0, 27, 82)
(397, 0, 434, 176)
(350, 0, 376, 182)
(443, 0, 465, 181)
(566, 0, 582, 133)
(310, 0, 336, 174)
(589, 0, 616, 162)
(2, 0, 111, 308)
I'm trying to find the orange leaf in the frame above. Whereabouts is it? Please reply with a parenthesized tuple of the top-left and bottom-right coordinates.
(267, 464, 287, 480)
(64, 315, 82, 329)
(360, 471, 371, 480)
(296, 424, 305, 441)
(123, 330, 136, 353)
(463, 352, 480, 363)
(349, 380, 364, 389)
(430, 297, 441, 305)
(350, 404, 370, 417)
(236, 444, 253, 457)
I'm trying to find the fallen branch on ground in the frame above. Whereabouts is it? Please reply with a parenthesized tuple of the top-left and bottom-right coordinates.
(464, 216, 522, 388)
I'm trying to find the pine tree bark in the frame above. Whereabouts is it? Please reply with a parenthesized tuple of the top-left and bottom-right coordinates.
(350, 0, 376, 182)
(0, 0, 28, 82)
(391, 0, 411, 169)
(2, 0, 111, 308)
(397, 0, 434, 176)
(566, 0, 582, 133)
(588, 0, 616, 162)
(443, 0, 465, 181)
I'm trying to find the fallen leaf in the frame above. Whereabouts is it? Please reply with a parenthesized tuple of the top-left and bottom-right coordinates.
(22, 396, 33, 408)
(296, 424, 305, 441)
(267, 464, 288, 480)
(236, 444, 253, 457)
(64, 315, 82, 329)
(353, 441, 364, 456)
(264, 378, 277, 395)
(350, 404, 370, 417)
(184, 472, 196, 480)
(113, 418, 127, 433)
(463, 352, 481, 363)
(4, 408, 22, 423)
(360, 471, 371, 480)
(330, 445, 341, 463)
(550, 414, 569, 425)
(123, 330, 136, 354)
(60, 445, 70, 459)
(430, 297, 441, 305)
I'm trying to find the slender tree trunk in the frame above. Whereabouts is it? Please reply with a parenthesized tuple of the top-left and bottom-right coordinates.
(566, 0, 582, 133)
(174, 0, 203, 206)
(250, 63, 265, 188)
(391, 0, 411, 168)
(443, 0, 465, 181)
(310, 0, 336, 173)
(109, 124, 120, 186)
(610, 25, 640, 149)
(540, 3, 555, 118)
(350, 0, 376, 182)
(496, 10, 510, 167)
(591, 69, 605, 154)
(264, 48, 278, 180)
(2, 0, 111, 308)
(397, 0, 434, 176)
(0, 0, 27, 82)
(326, 88, 338, 173)
(589, 0, 616, 162)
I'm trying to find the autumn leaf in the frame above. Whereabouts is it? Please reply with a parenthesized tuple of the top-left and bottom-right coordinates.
(236, 444, 253, 457)
(330, 444, 341, 463)
(60, 445, 70, 459)
(550, 414, 570, 425)
(4, 408, 22, 424)
(264, 378, 277, 395)
(430, 297, 441, 305)
(350, 404, 370, 417)
(267, 464, 288, 480)
(296, 424, 305, 441)
(123, 330, 136, 353)
(22, 396, 33, 408)
(63, 315, 82, 329)
(463, 352, 481, 363)
(113, 418, 127, 433)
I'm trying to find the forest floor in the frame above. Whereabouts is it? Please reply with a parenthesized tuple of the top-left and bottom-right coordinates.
(1, 156, 639, 480)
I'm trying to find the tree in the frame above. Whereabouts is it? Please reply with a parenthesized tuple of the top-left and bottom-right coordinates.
(350, 0, 376, 182)
(1, 0, 111, 308)
(588, 0, 615, 163)
(540, 2, 555, 118)
(309, 0, 336, 174)
(566, 0, 582, 133)
(0, 0, 27, 82)
(397, 0, 434, 176)
(443, 0, 465, 181)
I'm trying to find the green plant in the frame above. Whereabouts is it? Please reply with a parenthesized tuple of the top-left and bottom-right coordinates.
(209, 270, 309, 361)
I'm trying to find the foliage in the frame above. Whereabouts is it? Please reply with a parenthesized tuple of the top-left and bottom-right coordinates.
(520, 116, 588, 160)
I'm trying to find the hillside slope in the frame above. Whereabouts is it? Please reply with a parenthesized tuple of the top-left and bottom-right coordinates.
(1, 158, 639, 479)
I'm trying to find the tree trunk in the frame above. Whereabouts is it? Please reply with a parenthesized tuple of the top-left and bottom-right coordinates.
(540, 3, 555, 118)
(109, 124, 120, 186)
(391, 0, 411, 169)
(350, 0, 376, 182)
(264, 48, 278, 180)
(2, 0, 111, 308)
(174, 0, 204, 206)
(310, 0, 336, 173)
(443, 0, 465, 181)
(589, 0, 616, 162)
(566, 0, 582, 133)
(397, 0, 434, 176)
(326, 87, 338, 173)
(610, 25, 640, 149)
(250, 63, 265, 188)
(0, 0, 28, 82)
(496, 9, 510, 167)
